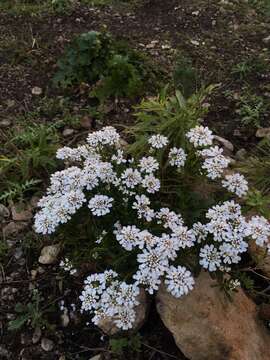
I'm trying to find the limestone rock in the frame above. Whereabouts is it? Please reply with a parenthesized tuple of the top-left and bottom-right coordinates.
(31, 87, 42, 96)
(0, 119, 11, 128)
(11, 203, 32, 221)
(214, 135, 234, 154)
(89, 355, 102, 360)
(80, 115, 92, 129)
(38, 244, 61, 265)
(61, 313, 70, 327)
(3, 221, 28, 237)
(156, 272, 270, 360)
(0, 204, 10, 221)
(235, 148, 247, 161)
(256, 128, 270, 138)
(32, 327, 42, 344)
(98, 288, 148, 336)
(249, 240, 270, 277)
(262, 35, 270, 44)
(62, 128, 75, 137)
(41, 338, 54, 352)
(259, 303, 270, 321)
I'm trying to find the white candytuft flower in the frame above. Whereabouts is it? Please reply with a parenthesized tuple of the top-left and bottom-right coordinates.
(246, 216, 270, 247)
(115, 225, 141, 251)
(222, 173, 248, 197)
(156, 208, 183, 229)
(132, 195, 155, 222)
(121, 168, 142, 188)
(201, 155, 230, 179)
(87, 126, 120, 148)
(141, 174, 160, 193)
(111, 149, 127, 164)
(148, 134, 168, 149)
(186, 125, 213, 148)
(168, 147, 187, 168)
(80, 271, 140, 330)
(88, 195, 113, 216)
(165, 265, 195, 297)
(139, 156, 159, 173)
(199, 244, 221, 271)
(59, 258, 77, 275)
(198, 146, 223, 158)
(192, 222, 208, 243)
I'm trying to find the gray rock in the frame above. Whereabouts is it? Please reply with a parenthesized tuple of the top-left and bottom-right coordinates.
(3, 221, 28, 237)
(0, 119, 11, 128)
(62, 128, 75, 137)
(32, 327, 42, 344)
(249, 240, 270, 278)
(89, 355, 102, 360)
(31, 86, 42, 96)
(262, 35, 270, 44)
(38, 244, 61, 265)
(61, 313, 70, 327)
(41, 338, 54, 352)
(11, 203, 32, 221)
(0, 204, 10, 221)
(256, 128, 270, 138)
(235, 148, 247, 161)
(214, 135, 234, 153)
(0, 346, 11, 358)
(13, 247, 23, 260)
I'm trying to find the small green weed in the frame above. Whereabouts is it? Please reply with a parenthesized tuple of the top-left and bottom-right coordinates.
(231, 61, 253, 81)
(0, 179, 41, 204)
(0, 124, 59, 203)
(245, 189, 270, 218)
(173, 53, 197, 97)
(127, 85, 215, 157)
(8, 290, 49, 331)
(109, 334, 142, 355)
(236, 93, 266, 128)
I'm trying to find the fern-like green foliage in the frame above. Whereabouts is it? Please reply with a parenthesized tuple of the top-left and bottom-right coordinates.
(0, 124, 59, 203)
(53, 31, 150, 100)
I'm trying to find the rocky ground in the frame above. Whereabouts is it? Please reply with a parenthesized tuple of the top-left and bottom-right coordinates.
(0, 0, 270, 359)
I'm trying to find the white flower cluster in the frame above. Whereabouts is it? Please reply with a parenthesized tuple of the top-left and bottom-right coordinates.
(222, 173, 249, 198)
(186, 125, 214, 148)
(148, 134, 168, 149)
(80, 270, 139, 330)
(187, 126, 249, 195)
(35, 126, 270, 331)
(168, 147, 187, 168)
(198, 200, 270, 271)
(59, 258, 77, 275)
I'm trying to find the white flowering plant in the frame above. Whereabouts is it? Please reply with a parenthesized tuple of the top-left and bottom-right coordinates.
(34, 123, 270, 331)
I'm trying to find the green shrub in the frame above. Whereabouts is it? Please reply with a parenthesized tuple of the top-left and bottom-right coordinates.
(53, 31, 152, 100)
